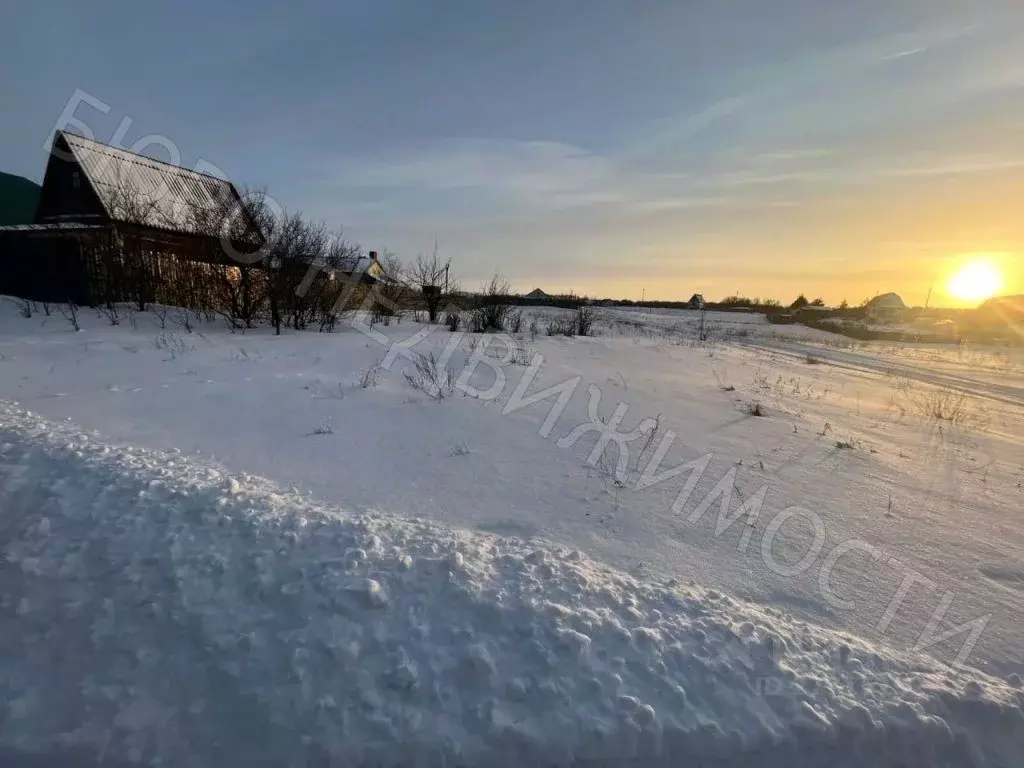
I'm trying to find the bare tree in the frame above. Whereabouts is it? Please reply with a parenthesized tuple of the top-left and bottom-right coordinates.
(316, 232, 364, 331)
(408, 246, 451, 323)
(60, 302, 80, 331)
(106, 168, 170, 311)
(181, 186, 272, 329)
(263, 213, 362, 334)
(368, 251, 408, 324)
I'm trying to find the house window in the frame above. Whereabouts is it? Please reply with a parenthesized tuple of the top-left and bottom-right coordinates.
(72, 171, 80, 189)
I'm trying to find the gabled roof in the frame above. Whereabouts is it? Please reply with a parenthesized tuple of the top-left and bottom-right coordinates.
(56, 131, 247, 236)
(333, 254, 382, 276)
(866, 292, 905, 309)
(525, 288, 550, 298)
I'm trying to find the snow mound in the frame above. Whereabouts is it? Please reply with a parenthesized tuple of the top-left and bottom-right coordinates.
(1, 401, 1022, 767)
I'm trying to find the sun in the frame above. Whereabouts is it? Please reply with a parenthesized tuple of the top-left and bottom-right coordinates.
(946, 259, 1003, 304)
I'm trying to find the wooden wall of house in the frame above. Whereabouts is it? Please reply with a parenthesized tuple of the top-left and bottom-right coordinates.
(34, 136, 108, 225)
(0, 231, 92, 304)
(1, 223, 375, 330)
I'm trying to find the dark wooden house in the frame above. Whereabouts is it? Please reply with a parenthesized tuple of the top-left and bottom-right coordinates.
(0, 130, 263, 307)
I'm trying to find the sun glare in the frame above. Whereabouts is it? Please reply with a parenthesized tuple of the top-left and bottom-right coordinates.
(946, 258, 1003, 304)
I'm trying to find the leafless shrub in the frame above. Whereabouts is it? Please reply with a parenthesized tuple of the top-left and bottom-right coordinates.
(60, 302, 81, 332)
(446, 311, 462, 332)
(103, 304, 121, 326)
(307, 424, 334, 436)
(221, 313, 244, 333)
(213, 263, 265, 331)
(911, 388, 969, 424)
(15, 298, 32, 318)
(744, 401, 766, 417)
(508, 310, 524, 334)
(633, 413, 662, 472)
(153, 332, 193, 360)
(511, 339, 532, 366)
(360, 365, 382, 389)
(576, 305, 595, 336)
(836, 439, 857, 450)
(404, 352, 457, 400)
(805, 353, 821, 365)
(41, 302, 51, 317)
(371, 302, 398, 326)
(889, 374, 913, 395)
(172, 308, 194, 334)
(470, 274, 512, 332)
(694, 308, 711, 342)
(319, 311, 339, 333)
(547, 316, 577, 337)
(712, 368, 735, 392)
(262, 212, 366, 334)
(152, 305, 169, 329)
(529, 317, 540, 341)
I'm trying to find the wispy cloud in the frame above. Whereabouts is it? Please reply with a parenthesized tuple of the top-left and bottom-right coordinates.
(336, 140, 617, 207)
(328, 139, 734, 216)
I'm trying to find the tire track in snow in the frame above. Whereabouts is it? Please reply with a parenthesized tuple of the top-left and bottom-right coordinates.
(740, 339, 1024, 409)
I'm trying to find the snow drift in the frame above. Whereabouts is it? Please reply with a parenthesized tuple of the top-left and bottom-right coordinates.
(1, 401, 1022, 767)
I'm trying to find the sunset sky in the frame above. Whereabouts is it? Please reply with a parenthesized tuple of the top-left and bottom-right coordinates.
(2, 0, 1023, 305)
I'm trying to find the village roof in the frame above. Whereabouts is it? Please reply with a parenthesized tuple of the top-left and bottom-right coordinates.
(332, 254, 379, 274)
(56, 131, 247, 236)
(865, 292, 906, 309)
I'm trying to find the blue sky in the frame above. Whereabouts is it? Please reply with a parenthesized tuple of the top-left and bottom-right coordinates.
(3, 0, 1023, 303)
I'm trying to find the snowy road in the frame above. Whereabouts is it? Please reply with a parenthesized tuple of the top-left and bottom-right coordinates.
(742, 338, 1024, 409)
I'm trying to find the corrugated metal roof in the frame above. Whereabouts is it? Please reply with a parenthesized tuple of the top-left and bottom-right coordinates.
(333, 255, 382, 276)
(61, 132, 240, 235)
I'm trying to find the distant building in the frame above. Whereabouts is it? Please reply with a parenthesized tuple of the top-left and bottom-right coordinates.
(524, 288, 551, 301)
(0, 130, 378, 309)
(864, 292, 906, 323)
(0, 130, 263, 306)
(793, 305, 833, 322)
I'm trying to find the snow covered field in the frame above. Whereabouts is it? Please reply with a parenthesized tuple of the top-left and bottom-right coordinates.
(1, 299, 1023, 765)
